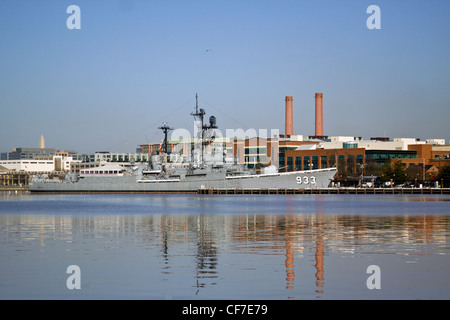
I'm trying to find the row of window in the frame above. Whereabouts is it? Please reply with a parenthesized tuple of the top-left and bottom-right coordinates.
(80, 170, 122, 175)
(285, 154, 365, 171)
(84, 156, 151, 163)
(74, 164, 98, 168)
(366, 153, 417, 159)
(0, 161, 53, 165)
(244, 147, 267, 155)
(244, 156, 267, 163)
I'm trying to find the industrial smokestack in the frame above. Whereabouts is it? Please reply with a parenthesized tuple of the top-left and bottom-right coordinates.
(315, 93, 323, 136)
(285, 96, 293, 137)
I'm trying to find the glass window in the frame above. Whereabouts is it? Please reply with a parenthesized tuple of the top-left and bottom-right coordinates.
(338, 155, 346, 172)
(356, 154, 363, 166)
(347, 155, 355, 173)
(312, 156, 319, 169)
(287, 157, 293, 171)
(245, 147, 267, 155)
(303, 156, 310, 170)
(328, 155, 336, 167)
(295, 156, 301, 170)
(321, 156, 327, 168)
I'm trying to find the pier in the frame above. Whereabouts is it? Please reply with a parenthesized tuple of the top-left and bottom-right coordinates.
(2, 186, 449, 195)
(197, 187, 450, 195)
(0, 187, 29, 193)
(0, 172, 29, 188)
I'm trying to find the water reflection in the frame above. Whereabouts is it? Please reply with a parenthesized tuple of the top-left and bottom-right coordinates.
(194, 215, 218, 293)
(0, 212, 449, 299)
(314, 214, 324, 295)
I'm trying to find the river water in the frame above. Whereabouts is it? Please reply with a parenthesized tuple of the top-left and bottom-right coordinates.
(0, 192, 449, 299)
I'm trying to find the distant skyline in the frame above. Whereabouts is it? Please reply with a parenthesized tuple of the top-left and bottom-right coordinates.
(1, 0, 449, 154)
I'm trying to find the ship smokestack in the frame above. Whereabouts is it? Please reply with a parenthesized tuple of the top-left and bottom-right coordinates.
(285, 96, 293, 137)
(315, 93, 323, 136)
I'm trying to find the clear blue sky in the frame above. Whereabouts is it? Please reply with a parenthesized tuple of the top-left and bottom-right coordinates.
(1, 0, 449, 153)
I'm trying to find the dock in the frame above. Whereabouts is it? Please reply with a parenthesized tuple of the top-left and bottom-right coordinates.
(1, 186, 449, 195)
(0, 172, 29, 188)
(0, 186, 29, 192)
(197, 187, 450, 195)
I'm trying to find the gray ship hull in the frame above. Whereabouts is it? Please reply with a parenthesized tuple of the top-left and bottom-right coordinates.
(29, 168, 337, 193)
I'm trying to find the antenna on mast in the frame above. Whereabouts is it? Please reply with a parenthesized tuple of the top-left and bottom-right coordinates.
(190, 94, 217, 166)
(191, 93, 205, 121)
(195, 93, 199, 114)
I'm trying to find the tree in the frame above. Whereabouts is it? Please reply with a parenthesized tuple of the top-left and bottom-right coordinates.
(406, 164, 423, 184)
(382, 160, 408, 184)
(436, 166, 450, 187)
(364, 159, 384, 178)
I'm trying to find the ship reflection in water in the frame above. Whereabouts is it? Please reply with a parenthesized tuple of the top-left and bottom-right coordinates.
(0, 194, 449, 299)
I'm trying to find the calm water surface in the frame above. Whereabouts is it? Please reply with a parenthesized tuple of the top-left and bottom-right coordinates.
(0, 192, 449, 299)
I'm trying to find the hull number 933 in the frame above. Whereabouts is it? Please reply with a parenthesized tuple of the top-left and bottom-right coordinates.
(296, 176, 316, 185)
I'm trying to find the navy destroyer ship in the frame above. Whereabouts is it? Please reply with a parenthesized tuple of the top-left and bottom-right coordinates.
(30, 96, 337, 193)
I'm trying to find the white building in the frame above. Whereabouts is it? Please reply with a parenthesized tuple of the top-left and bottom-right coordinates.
(0, 159, 55, 172)
(426, 139, 445, 145)
(0, 155, 79, 173)
(84, 152, 151, 163)
(54, 155, 81, 172)
(79, 164, 126, 177)
(316, 136, 445, 151)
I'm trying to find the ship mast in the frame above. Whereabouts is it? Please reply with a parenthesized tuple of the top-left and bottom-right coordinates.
(158, 122, 173, 154)
(158, 122, 173, 169)
(190, 94, 217, 166)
